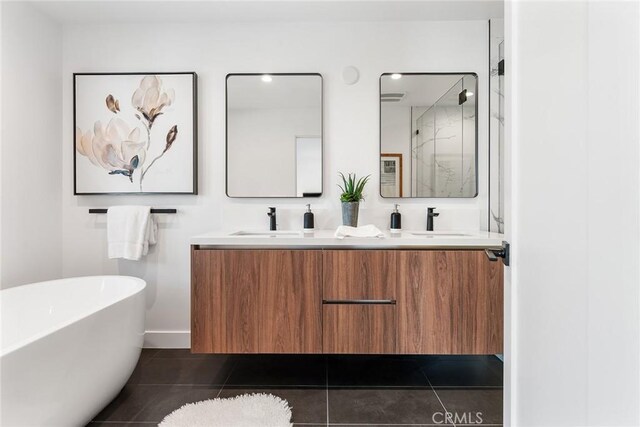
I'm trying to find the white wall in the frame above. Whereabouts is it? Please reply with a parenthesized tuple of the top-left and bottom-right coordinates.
(508, 1, 640, 425)
(0, 2, 62, 288)
(227, 107, 320, 197)
(295, 136, 322, 197)
(60, 20, 489, 346)
(585, 3, 639, 423)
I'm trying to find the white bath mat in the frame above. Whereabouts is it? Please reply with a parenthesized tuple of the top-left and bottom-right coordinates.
(158, 393, 293, 427)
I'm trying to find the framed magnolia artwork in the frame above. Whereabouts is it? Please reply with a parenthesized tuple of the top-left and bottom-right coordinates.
(74, 72, 197, 194)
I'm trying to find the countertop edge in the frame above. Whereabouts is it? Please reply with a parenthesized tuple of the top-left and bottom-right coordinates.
(189, 230, 505, 249)
(191, 243, 503, 250)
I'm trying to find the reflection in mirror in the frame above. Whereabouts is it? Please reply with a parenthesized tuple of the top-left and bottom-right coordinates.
(226, 74, 322, 198)
(380, 73, 477, 198)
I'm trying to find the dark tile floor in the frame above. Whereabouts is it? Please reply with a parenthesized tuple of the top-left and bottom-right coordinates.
(88, 350, 503, 426)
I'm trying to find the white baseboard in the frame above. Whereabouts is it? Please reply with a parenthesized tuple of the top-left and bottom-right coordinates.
(144, 330, 191, 348)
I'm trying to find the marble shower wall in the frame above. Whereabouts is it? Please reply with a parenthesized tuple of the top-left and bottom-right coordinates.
(489, 18, 505, 233)
(411, 76, 477, 197)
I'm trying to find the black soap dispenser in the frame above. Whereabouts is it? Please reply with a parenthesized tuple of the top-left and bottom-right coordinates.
(303, 204, 315, 232)
(390, 204, 402, 233)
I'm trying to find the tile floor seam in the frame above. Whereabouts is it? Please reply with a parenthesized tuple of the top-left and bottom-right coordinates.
(326, 385, 435, 389)
(144, 349, 160, 361)
(292, 424, 328, 425)
(226, 384, 328, 388)
(216, 358, 240, 398)
(93, 352, 502, 426)
(424, 385, 504, 390)
(130, 384, 177, 424)
(91, 384, 155, 424)
(420, 367, 453, 427)
(148, 357, 221, 360)
(131, 383, 228, 387)
(326, 356, 330, 426)
(325, 424, 460, 426)
(90, 422, 158, 425)
(131, 383, 330, 388)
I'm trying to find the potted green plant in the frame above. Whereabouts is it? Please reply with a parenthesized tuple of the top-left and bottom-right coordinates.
(338, 172, 370, 227)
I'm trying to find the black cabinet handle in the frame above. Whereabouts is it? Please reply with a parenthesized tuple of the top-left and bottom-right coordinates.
(484, 249, 499, 262)
(323, 299, 396, 305)
(484, 241, 510, 266)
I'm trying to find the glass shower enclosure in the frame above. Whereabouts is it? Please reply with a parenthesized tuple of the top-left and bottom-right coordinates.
(411, 75, 477, 197)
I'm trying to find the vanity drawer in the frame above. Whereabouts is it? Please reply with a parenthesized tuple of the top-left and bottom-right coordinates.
(323, 303, 396, 354)
(323, 250, 396, 300)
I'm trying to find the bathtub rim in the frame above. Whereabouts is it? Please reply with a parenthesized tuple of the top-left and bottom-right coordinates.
(0, 275, 146, 358)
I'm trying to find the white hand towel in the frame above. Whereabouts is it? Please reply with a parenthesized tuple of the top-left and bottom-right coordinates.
(334, 224, 385, 239)
(141, 213, 158, 257)
(107, 206, 157, 260)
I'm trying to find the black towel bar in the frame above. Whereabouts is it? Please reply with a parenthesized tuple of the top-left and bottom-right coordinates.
(88, 208, 177, 214)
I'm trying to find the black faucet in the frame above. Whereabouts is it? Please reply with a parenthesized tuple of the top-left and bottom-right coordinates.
(427, 207, 439, 231)
(267, 207, 277, 231)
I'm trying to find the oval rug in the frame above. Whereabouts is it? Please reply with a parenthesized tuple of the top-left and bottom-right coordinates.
(159, 393, 293, 427)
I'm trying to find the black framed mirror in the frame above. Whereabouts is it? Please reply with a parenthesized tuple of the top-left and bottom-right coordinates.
(226, 73, 323, 198)
(380, 73, 478, 198)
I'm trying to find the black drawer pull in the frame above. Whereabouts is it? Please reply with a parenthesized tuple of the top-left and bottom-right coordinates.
(322, 299, 396, 305)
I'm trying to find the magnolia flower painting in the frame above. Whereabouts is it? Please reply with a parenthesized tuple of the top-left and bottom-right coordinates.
(74, 73, 197, 194)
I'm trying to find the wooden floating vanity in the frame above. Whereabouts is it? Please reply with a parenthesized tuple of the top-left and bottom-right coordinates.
(191, 231, 504, 355)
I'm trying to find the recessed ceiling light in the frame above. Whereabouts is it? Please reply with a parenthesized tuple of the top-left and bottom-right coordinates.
(391, 73, 402, 80)
(261, 75, 272, 83)
(466, 91, 474, 96)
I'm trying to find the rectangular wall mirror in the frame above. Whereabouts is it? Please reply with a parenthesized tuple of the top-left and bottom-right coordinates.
(380, 73, 478, 198)
(226, 73, 323, 198)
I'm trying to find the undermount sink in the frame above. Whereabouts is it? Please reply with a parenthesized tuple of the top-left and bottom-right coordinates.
(230, 230, 303, 237)
(410, 231, 471, 237)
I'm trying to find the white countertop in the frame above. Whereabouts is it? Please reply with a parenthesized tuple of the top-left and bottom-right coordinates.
(191, 229, 505, 249)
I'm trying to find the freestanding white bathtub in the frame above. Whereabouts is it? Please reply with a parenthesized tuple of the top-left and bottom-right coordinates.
(0, 276, 146, 427)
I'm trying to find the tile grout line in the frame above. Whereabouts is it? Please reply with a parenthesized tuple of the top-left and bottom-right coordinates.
(131, 382, 448, 388)
(419, 365, 455, 427)
(95, 352, 159, 424)
(322, 424, 503, 426)
(98, 387, 156, 424)
(325, 424, 439, 426)
(146, 348, 161, 360)
(215, 358, 240, 399)
(90, 422, 158, 425)
(326, 356, 330, 426)
(109, 381, 167, 424)
(118, 352, 501, 427)
(132, 383, 329, 388)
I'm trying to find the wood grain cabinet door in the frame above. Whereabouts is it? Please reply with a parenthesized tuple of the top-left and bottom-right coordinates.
(397, 251, 503, 354)
(191, 249, 322, 354)
(322, 250, 397, 354)
(323, 304, 396, 354)
(323, 250, 396, 300)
